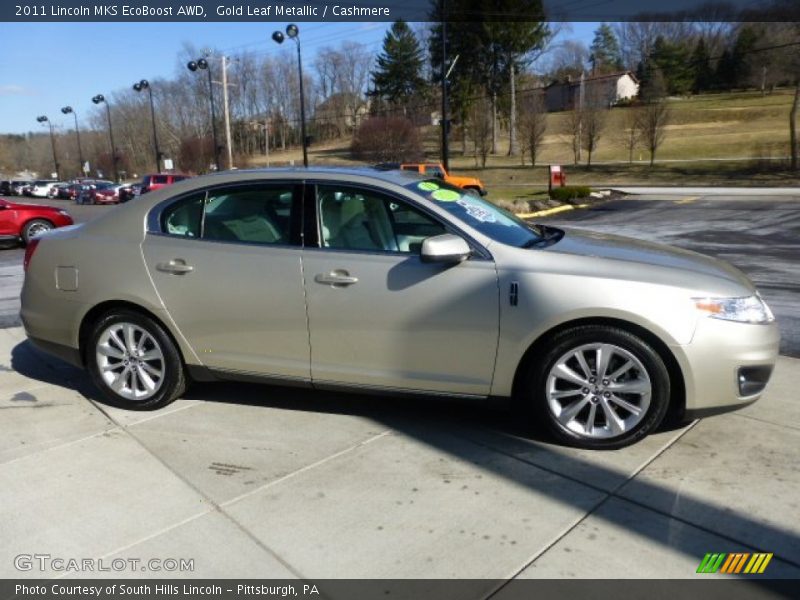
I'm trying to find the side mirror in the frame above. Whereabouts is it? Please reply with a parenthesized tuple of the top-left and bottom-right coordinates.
(420, 234, 471, 264)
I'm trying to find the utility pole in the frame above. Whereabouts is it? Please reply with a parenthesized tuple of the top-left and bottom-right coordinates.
(221, 56, 234, 170)
(264, 117, 270, 167)
(440, 6, 450, 171)
(577, 71, 585, 163)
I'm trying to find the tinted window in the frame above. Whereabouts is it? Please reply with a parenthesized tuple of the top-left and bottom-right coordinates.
(152, 175, 168, 184)
(202, 186, 293, 245)
(317, 185, 446, 254)
(161, 193, 204, 238)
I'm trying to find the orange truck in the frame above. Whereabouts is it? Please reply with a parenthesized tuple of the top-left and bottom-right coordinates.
(378, 162, 487, 196)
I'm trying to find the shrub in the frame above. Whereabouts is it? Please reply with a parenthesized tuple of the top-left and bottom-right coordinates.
(178, 136, 215, 174)
(549, 185, 592, 203)
(351, 117, 423, 163)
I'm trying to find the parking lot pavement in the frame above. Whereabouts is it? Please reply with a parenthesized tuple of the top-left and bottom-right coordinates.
(1, 324, 799, 581)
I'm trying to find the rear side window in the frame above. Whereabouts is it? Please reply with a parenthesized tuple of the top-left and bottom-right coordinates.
(158, 184, 297, 245)
(152, 175, 168, 185)
(203, 185, 294, 245)
(160, 193, 204, 237)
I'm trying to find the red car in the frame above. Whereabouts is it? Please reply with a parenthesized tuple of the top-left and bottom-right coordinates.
(92, 184, 123, 205)
(141, 173, 190, 194)
(0, 198, 74, 245)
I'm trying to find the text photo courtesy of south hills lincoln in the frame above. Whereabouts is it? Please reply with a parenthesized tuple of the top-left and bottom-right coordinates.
(0, 0, 799, 593)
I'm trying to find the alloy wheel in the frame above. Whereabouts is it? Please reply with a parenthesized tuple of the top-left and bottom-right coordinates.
(95, 322, 165, 401)
(545, 343, 652, 440)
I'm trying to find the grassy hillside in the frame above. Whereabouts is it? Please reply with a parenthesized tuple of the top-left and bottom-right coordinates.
(247, 89, 800, 194)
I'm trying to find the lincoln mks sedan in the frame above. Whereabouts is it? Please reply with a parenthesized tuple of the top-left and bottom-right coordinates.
(20, 168, 779, 449)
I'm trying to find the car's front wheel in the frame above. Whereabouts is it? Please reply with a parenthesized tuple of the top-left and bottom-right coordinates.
(527, 325, 670, 449)
(87, 309, 186, 410)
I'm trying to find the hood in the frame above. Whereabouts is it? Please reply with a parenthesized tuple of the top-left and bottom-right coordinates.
(5, 200, 65, 212)
(546, 227, 754, 292)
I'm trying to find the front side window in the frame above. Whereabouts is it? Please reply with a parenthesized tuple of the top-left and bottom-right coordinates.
(424, 165, 445, 179)
(317, 184, 445, 254)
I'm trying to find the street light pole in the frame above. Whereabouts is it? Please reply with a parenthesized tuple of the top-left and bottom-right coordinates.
(36, 116, 60, 180)
(272, 24, 308, 167)
(187, 58, 221, 171)
(60, 106, 83, 176)
(440, 11, 450, 172)
(92, 94, 119, 182)
(134, 80, 161, 173)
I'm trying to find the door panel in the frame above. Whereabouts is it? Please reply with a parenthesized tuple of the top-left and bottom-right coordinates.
(303, 250, 499, 394)
(143, 236, 309, 379)
(141, 183, 309, 379)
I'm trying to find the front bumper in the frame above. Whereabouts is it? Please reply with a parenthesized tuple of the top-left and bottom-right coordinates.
(675, 316, 780, 416)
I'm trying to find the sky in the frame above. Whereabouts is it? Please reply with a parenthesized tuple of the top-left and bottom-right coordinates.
(1, 21, 598, 135)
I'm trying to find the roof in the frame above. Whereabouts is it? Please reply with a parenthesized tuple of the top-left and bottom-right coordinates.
(180, 166, 426, 187)
(545, 71, 638, 89)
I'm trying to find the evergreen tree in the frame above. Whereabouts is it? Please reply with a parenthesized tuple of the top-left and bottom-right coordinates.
(649, 36, 692, 95)
(589, 23, 623, 73)
(691, 38, 713, 93)
(371, 20, 428, 106)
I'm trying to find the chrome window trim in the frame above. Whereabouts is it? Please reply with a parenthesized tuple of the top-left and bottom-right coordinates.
(146, 180, 301, 248)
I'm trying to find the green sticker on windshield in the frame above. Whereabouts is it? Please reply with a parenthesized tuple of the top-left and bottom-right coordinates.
(418, 181, 439, 192)
(431, 189, 461, 202)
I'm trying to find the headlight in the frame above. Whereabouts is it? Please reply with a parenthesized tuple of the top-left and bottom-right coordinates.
(693, 294, 774, 324)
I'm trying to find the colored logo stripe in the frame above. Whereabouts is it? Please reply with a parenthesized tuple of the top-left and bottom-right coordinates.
(697, 553, 773, 574)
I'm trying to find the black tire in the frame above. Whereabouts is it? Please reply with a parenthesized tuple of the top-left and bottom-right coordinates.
(465, 187, 481, 196)
(87, 309, 186, 410)
(525, 325, 670, 450)
(21, 219, 54, 244)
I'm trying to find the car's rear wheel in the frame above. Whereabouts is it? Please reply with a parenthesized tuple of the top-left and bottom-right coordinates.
(87, 309, 186, 410)
(526, 325, 670, 449)
(22, 219, 54, 244)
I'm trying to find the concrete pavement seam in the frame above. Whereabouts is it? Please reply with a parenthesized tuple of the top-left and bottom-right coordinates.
(220, 429, 393, 508)
(478, 421, 700, 591)
(86, 399, 309, 580)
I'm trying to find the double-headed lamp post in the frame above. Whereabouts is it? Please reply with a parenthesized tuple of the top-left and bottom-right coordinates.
(272, 24, 308, 168)
(187, 57, 221, 171)
(36, 116, 60, 180)
(92, 94, 119, 182)
(133, 80, 162, 173)
(60, 106, 84, 177)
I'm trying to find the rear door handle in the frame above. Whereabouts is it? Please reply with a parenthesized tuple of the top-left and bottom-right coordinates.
(314, 270, 358, 286)
(156, 259, 194, 275)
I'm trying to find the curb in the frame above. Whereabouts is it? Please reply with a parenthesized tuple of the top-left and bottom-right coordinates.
(515, 203, 589, 219)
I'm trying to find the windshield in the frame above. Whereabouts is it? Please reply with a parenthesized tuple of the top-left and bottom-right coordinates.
(407, 179, 544, 247)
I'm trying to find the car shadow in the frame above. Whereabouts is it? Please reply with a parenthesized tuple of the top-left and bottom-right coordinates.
(10, 338, 800, 579)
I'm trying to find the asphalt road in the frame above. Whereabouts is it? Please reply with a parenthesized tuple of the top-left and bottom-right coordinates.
(1, 193, 799, 356)
(540, 194, 800, 357)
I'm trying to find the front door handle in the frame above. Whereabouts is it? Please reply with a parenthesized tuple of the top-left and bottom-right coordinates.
(156, 259, 194, 275)
(314, 270, 358, 287)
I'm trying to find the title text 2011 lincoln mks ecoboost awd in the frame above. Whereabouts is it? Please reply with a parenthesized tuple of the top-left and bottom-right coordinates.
(20, 168, 779, 449)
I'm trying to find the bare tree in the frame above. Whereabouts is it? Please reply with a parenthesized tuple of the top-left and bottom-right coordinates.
(638, 100, 670, 166)
(564, 107, 582, 165)
(518, 91, 547, 167)
(619, 106, 643, 163)
(580, 88, 608, 166)
(467, 93, 493, 168)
